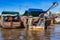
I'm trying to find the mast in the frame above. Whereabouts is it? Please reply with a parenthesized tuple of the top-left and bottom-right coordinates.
(35, 2, 58, 26)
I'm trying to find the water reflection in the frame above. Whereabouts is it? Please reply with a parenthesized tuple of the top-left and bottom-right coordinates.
(25, 29, 50, 40)
(19, 29, 25, 40)
(1, 25, 60, 40)
(50, 24, 60, 40)
(1, 29, 22, 40)
(0, 28, 51, 40)
(0, 31, 4, 40)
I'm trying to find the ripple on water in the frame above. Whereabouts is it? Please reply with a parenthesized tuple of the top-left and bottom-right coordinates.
(0, 31, 4, 40)
(50, 24, 60, 40)
(1, 25, 60, 40)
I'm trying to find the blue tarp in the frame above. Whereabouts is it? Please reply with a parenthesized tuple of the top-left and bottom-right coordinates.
(28, 8, 45, 13)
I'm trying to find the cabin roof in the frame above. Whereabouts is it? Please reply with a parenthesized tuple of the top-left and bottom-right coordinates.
(28, 8, 45, 13)
(2, 11, 19, 14)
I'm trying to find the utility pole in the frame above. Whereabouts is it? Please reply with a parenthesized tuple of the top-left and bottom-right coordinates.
(19, 5, 22, 15)
(25, 5, 29, 30)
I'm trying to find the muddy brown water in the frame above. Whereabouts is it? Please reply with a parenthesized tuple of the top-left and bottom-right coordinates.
(0, 24, 60, 40)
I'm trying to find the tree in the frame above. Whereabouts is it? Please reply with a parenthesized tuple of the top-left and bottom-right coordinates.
(23, 11, 42, 17)
(23, 11, 29, 16)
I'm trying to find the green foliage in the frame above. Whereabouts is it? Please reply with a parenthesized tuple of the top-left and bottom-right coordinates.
(23, 11, 41, 17)
(23, 11, 28, 16)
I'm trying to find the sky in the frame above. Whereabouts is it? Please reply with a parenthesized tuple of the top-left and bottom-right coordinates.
(0, 0, 60, 15)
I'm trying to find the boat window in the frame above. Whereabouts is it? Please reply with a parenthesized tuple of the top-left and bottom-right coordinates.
(3, 16, 8, 22)
(12, 16, 19, 22)
(3, 16, 19, 22)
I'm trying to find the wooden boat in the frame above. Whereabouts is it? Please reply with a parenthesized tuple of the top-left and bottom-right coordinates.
(1, 11, 22, 28)
(28, 17, 45, 31)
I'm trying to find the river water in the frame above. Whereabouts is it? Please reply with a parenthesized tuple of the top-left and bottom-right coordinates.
(0, 24, 60, 40)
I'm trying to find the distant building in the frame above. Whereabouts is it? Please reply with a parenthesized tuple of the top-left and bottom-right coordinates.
(52, 11, 60, 18)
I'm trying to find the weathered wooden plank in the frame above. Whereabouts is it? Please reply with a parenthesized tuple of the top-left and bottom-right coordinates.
(29, 26, 44, 31)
